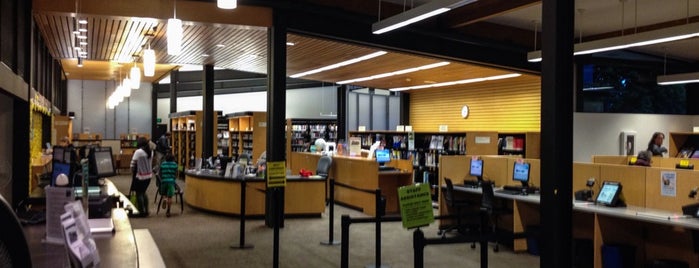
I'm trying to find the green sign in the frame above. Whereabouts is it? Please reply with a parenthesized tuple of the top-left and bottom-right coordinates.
(398, 183, 434, 229)
(156, 118, 162, 123)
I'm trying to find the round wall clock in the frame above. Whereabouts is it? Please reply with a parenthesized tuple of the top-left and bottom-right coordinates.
(461, 105, 470, 118)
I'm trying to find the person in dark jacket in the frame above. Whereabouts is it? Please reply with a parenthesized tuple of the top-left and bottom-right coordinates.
(646, 132, 668, 156)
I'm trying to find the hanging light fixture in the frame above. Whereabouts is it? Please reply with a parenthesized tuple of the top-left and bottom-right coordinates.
(143, 48, 155, 77)
(130, 62, 141, 89)
(77, 57, 83, 67)
(217, 0, 237, 9)
(167, 0, 182, 55)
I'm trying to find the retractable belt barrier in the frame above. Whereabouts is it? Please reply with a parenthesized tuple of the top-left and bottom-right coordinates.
(230, 179, 253, 249)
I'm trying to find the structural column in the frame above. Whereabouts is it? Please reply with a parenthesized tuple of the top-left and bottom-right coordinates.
(336, 85, 347, 142)
(540, 0, 574, 267)
(169, 69, 179, 114)
(202, 65, 214, 159)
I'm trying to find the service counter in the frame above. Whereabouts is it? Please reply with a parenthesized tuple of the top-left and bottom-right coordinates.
(290, 152, 414, 216)
(184, 170, 326, 216)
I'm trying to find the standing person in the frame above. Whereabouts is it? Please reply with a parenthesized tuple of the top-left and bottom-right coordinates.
(153, 133, 170, 175)
(159, 152, 178, 217)
(130, 137, 153, 216)
(647, 132, 668, 156)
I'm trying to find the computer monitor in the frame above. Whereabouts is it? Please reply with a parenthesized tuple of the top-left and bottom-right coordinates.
(469, 159, 483, 182)
(51, 162, 72, 186)
(88, 147, 116, 178)
(375, 149, 391, 166)
(512, 162, 531, 189)
(596, 181, 623, 207)
(52, 146, 65, 163)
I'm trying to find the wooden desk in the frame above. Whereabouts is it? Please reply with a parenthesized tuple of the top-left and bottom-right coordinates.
(445, 185, 699, 267)
(184, 171, 326, 216)
(290, 152, 413, 216)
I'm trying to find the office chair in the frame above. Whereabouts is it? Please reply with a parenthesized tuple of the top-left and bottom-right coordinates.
(438, 178, 475, 237)
(157, 182, 184, 216)
(0, 194, 32, 268)
(316, 155, 333, 204)
(480, 181, 507, 252)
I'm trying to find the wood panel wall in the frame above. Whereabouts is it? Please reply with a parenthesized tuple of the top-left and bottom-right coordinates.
(409, 74, 540, 132)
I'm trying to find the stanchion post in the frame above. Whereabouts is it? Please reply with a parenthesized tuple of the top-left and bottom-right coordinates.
(231, 179, 253, 249)
(341, 214, 350, 268)
(367, 188, 386, 268)
(321, 179, 340, 245)
(480, 211, 488, 268)
(413, 228, 424, 268)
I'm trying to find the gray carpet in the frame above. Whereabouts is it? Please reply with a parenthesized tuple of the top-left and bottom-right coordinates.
(111, 174, 540, 267)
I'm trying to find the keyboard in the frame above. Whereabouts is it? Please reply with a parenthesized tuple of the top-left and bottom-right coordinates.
(495, 189, 522, 195)
(463, 180, 480, 188)
(378, 166, 398, 172)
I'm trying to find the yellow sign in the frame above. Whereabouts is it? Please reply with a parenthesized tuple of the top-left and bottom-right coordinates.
(267, 161, 286, 188)
(680, 159, 690, 167)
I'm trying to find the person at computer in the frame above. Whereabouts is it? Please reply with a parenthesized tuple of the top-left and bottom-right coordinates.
(130, 137, 153, 216)
(634, 150, 652, 166)
(159, 152, 177, 217)
(647, 132, 668, 156)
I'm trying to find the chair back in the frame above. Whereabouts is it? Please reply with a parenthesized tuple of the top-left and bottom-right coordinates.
(316, 155, 333, 177)
(444, 178, 455, 207)
(480, 180, 495, 212)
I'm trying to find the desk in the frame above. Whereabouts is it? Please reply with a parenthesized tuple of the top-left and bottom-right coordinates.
(290, 152, 414, 216)
(445, 185, 699, 267)
(184, 171, 326, 216)
(25, 208, 138, 267)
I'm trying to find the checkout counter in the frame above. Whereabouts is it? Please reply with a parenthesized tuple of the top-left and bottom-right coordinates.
(184, 170, 326, 216)
(290, 152, 414, 216)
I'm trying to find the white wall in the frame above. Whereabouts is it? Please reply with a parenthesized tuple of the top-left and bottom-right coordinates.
(156, 86, 338, 129)
(67, 80, 152, 139)
(573, 112, 699, 162)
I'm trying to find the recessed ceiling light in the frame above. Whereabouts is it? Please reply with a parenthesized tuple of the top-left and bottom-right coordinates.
(216, 44, 225, 48)
(201, 54, 210, 57)
(78, 18, 87, 24)
(79, 28, 87, 32)
(424, 80, 436, 84)
(77, 35, 87, 39)
(286, 42, 295, 46)
(389, 73, 521, 91)
(337, 61, 449, 84)
(290, 51, 387, 78)
(79, 41, 87, 45)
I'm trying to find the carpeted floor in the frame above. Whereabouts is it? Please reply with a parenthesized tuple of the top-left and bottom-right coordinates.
(110, 174, 540, 267)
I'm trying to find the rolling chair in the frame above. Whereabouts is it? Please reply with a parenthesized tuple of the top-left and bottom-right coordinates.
(156, 176, 184, 216)
(0, 194, 32, 268)
(438, 178, 476, 237)
(316, 155, 333, 204)
(480, 181, 507, 252)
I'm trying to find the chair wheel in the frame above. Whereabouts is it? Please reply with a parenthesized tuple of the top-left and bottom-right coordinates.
(471, 243, 476, 249)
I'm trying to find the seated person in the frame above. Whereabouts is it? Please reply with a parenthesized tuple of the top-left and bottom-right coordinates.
(159, 153, 178, 217)
(634, 150, 652, 166)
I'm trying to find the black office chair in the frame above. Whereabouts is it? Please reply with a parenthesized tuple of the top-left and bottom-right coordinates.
(156, 181, 184, 217)
(480, 181, 507, 252)
(0, 194, 32, 268)
(438, 178, 475, 237)
(317, 155, 332, 204)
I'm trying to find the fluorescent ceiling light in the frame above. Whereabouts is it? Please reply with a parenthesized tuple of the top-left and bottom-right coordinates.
(389, 73, 521, 91)
(217, 0, 237, 9)
(657, 72, 699, 85)
(290, 51, 387, 78)
(286, 42, 295, 46)
(337, 61, 450, 84)
(372, 0, 477, 34)
(528, 22, 699, 62)
(167, 18, 182, 56)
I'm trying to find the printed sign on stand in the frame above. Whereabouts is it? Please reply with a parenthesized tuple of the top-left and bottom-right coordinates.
(398, 183, 434, 229)
(267, 161, 286, 188)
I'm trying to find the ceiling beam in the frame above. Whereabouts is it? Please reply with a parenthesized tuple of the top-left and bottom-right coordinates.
(278, 1, 538, 74)
(442, 0, 540, 29)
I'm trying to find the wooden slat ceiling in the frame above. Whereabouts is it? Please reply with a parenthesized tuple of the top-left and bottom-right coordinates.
(34, 7, 521, 90)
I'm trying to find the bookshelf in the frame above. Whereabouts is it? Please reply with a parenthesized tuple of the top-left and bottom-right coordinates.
(226, 111, 267, 162)
(285, 118, 337, 165)
(669, 132, 699, 158)
(170, 111, 219, 173)
(216, 118, 229, 157)
(497, 132, 540, 159)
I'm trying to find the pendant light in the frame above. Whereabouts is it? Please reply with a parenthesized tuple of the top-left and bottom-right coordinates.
(217, 0, 237, 9)
(167, 0, 182, 55)
(129, 60, 141, 89)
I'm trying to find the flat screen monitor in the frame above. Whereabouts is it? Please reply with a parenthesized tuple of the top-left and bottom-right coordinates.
(596, 181, 622, 207)
(51, 162, 72, 186)
(64, 151, 72, 164)
(513, 162, 531, 188)
(53, 146, 65, 163)
(89, 147, 116, 178)
(375, 149, 391, 165)
(469, 159, 483, 178)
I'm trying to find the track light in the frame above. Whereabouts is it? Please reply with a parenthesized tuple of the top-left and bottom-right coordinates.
(372, 0, 477, 34)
